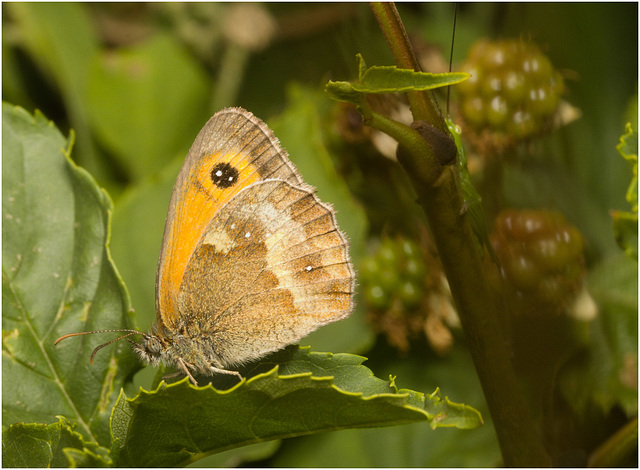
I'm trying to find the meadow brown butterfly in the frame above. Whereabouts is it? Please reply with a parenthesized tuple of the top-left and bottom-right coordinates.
(56, 108, 355, 385)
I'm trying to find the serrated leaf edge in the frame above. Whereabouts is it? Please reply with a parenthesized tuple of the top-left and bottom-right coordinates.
(117, 364, 421, 407)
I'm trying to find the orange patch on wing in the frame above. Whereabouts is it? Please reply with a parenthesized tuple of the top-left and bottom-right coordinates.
(156, 151, 262, 328)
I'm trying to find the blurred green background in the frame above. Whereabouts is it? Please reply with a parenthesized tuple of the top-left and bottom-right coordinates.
(3, 3, 637, 467)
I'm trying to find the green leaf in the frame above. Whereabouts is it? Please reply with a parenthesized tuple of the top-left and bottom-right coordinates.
(559, 253, 638, 417)
(183, 441, 280, 468)
(325, 70, 469, 102)
(111, 347, 483, 467)
(326, 53, 468, 104)
(423, 388, 485, 430)
(357, 53, 368, 80)
(2, 103, 138, 448)
(271, 347, 500, 467)
(87, 33, 209, 182)
(324, 80, 366, 106)
(357, 67, 469, 94)
(4, 4, 97, 97)
(3, 417, 112, 467)
(612, 123, 638, 259)
(355, 53, 469, 93)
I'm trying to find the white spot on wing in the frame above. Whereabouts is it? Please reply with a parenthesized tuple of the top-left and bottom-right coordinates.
(202, 229, 236, 254)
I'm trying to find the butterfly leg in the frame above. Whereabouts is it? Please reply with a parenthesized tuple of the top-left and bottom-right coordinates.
(171, 357, 198, 386)
(162, 370, 183, 380)
(209, 365, 242, 380)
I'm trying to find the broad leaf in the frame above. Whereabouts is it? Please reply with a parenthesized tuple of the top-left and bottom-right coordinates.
(2, 103, 138, 451)
(270, 346, 501, 467)
(112, 347, 483, 467)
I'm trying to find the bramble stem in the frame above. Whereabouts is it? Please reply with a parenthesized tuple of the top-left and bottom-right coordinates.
(369, 2, 447, 132)
(588, 417, 638, 467)
(368, 2, 551, 466)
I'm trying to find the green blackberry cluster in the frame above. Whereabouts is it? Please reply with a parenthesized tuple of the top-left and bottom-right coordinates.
(457, 39, 564, 142)
(490, 209, 585, 316)
(361, 237, 427, 311)
(361, 236, 459, 354)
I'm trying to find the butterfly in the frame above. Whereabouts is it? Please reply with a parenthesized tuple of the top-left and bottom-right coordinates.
(56, 108, 355, 386)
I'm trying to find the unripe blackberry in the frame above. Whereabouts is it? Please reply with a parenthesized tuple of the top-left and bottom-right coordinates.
(362, 235, 453, 353)
(361, 236, 462, 355)
(360, 237, 427, 312)
(457, 39, 564, 144)
(491, 209, 586, 316)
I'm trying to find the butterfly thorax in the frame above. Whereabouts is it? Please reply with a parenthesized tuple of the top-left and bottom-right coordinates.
(131, 324, 228, 377)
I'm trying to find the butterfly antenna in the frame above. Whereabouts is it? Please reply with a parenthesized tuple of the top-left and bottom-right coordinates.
(446, 3, 459, 117)
(54, 329, 143, 364)
(89, 332, 143, 363)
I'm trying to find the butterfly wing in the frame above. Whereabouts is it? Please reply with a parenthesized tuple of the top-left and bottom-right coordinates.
(176, 179, 355, 367)
(156, 108, 304, 330)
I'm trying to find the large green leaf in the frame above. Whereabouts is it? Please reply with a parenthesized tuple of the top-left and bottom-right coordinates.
(112, 347, 483, 467)
(271, 346, 501, 467)
(2, 103, 138, 451)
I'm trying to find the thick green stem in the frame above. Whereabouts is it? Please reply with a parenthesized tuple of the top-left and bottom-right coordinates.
(588, 417, 638, 467)
(369, 2, 551, 466)
(359, 107, 443, 186)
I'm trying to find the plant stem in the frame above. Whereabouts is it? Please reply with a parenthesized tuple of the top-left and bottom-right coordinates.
(588, 417, 638, 467)
(369, 2, 551, 466)
(369, 2, 447, 133)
